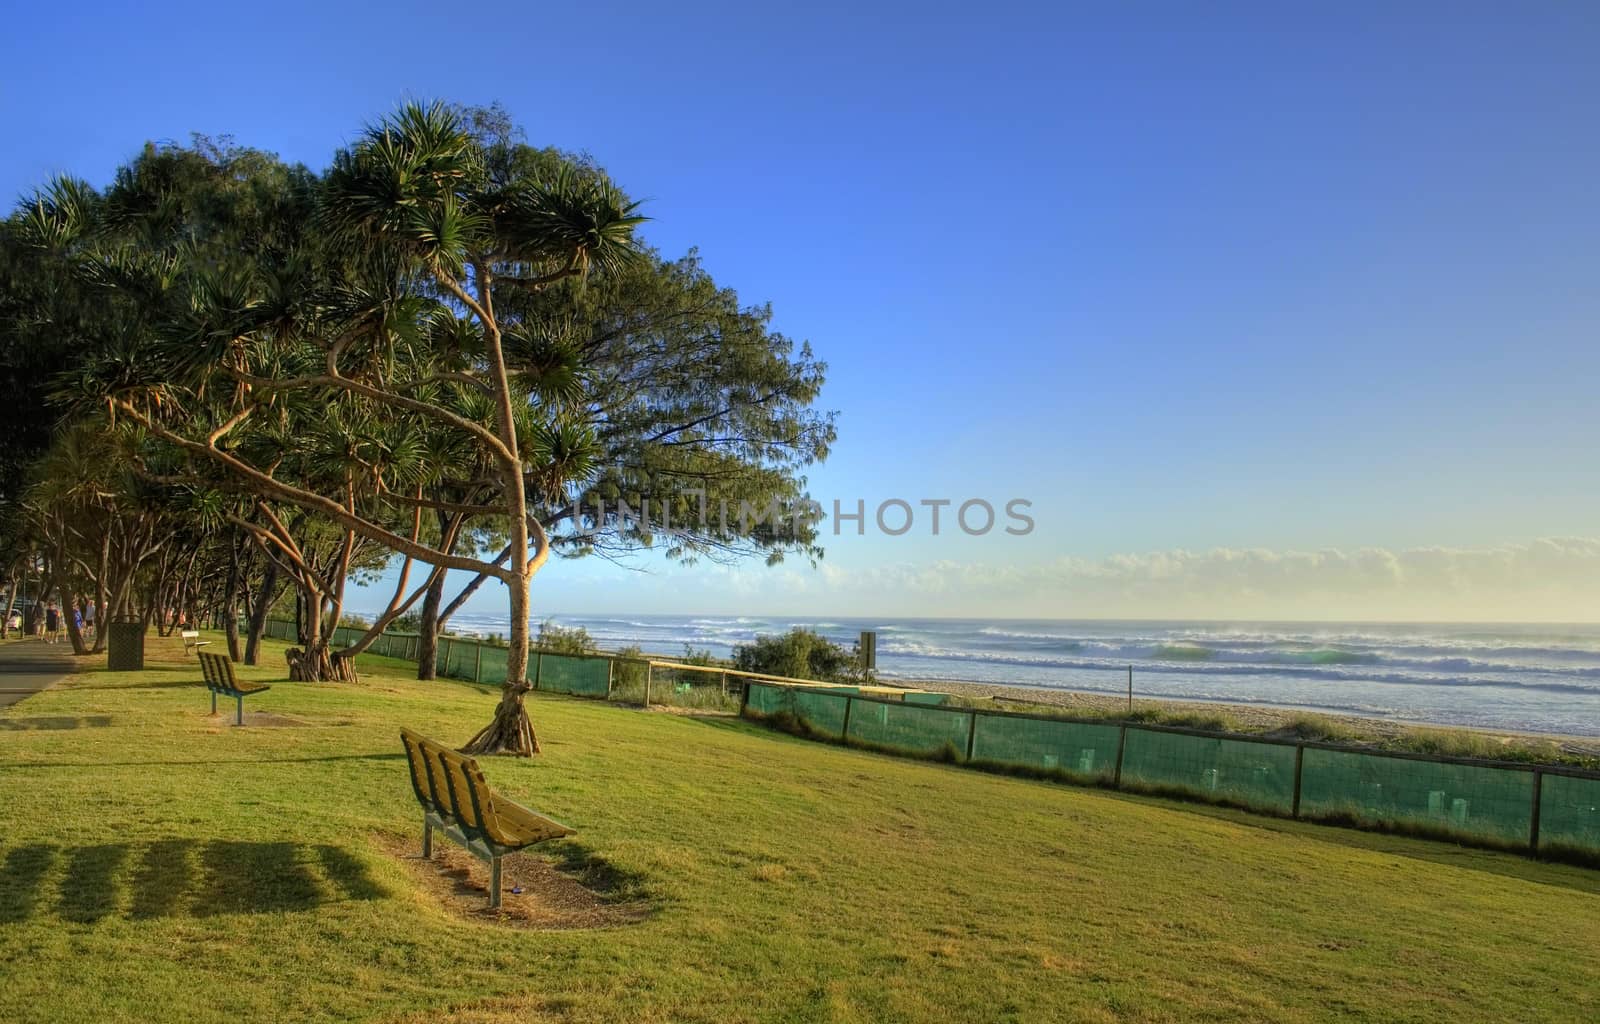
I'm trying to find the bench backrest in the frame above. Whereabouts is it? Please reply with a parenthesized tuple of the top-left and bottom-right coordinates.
(182, 629, 200, 640)
(198, 651, 236, 691)
(400, 729, 527, 848)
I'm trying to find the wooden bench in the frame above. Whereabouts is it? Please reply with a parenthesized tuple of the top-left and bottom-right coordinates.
(199, 651, 270, 725)
(181, 629, 210, 655)
(399, 728, 575, 907)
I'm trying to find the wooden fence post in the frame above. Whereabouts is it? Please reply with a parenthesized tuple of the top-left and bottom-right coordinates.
(840, 695, 853, 739)
(1114, 725, 1128, 787)
(473, 641, 483, 683)
(644, 663, 653, 707)
(605, 657, 614, 699)
(1292, 744, 1306, 818)
(1530, 769, 1544, 852)
(533, 650, 543, 690)
(965, 712, 978, 762)
(441, 636, 454, 677)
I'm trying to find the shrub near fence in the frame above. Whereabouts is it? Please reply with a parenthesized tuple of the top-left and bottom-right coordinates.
(741, 681, 1600, 864)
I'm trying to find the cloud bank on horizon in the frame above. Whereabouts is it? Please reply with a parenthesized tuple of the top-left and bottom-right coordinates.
(355, 537, 1600, 622)
(643, 537, 1600, 621)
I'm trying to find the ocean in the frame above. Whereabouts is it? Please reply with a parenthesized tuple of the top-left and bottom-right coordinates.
(435, 613, 1600, 737)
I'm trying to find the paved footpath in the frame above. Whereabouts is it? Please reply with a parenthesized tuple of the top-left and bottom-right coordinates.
(0, 640, 79, 708)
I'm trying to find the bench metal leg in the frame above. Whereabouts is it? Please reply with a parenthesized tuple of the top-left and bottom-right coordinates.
(489, 857, 503, 908)
(421, 820, 433, 859)
(211, 692, 217, 715)
(235, 695, 244, 726)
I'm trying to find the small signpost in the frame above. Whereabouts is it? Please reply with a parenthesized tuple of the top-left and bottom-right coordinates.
(859, 630, 877, 672)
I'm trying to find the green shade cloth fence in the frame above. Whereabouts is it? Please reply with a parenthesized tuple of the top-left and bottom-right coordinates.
(971, 714, 1122, 782)
(845, 698, 973, 757)
(536, 653, 611, 697)
(1119, 728, 1298, 813)
(262, 618, 609, 694)
(742, 681, 1600, 861)
(1538, 773, 1600, 853)
(1298, 747, 1535, 844)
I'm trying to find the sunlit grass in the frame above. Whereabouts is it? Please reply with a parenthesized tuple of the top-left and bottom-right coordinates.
(0, 631, 1597, 1023)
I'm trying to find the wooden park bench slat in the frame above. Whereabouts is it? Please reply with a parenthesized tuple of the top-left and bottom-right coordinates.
(198, 651, 269, 725)
(399, 728, 575, 907)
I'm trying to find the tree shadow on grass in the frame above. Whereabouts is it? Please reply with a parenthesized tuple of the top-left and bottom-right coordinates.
(0, 753, 406, 770)
(60, 844, 129, 922)
(193, 841, 323, 915)
(0, 716, 113, 730)
(0, 839, 389, 923)
(0, 844, 57, 923)
(71, 680, 207, 691)
(315, 843, 387, 901)
(129, 839, 196, 919)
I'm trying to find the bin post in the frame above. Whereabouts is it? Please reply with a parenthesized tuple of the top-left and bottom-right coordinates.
(107, 618, 146, 671)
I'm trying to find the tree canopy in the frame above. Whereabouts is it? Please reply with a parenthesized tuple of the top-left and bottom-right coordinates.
(0, 101, 834, 754)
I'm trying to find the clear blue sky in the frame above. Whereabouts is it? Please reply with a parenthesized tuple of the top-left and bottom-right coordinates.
(7, 2, 1599, 620)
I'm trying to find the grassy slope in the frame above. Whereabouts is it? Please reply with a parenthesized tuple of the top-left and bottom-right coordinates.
(0, 635, 1596, 1024)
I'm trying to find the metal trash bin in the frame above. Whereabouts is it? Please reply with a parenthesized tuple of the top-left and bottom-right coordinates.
(107, 618, 146, 671)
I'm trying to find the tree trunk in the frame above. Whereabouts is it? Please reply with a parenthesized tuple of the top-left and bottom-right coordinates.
(91, 533, 110, 653)
(2, 571, 16, 637)
(224, 603, 242, 662)
(64, 599, 88, 656)
(416, 571, 444, 681)
(287, 644, 357, 682)
(335, 565, 443, 661)
(461, 303, 540, 758)
(31, 563, 57, 637)
(293, 577, 327, 681)
(244, 562, 278, 666)
(462, 570, 537, 757)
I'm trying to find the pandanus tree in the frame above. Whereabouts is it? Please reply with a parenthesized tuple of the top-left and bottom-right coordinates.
(21, 104, 834, 758)
(61, 105, 643, 754)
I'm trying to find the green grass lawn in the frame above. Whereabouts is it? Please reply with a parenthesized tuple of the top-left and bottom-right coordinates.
(1, 635, 1597, 1023)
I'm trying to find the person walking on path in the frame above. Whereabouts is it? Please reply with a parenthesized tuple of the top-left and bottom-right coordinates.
(44, 602, 60, 644)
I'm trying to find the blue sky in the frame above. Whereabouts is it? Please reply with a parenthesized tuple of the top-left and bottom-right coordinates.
(6, 2, 1599, 621)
